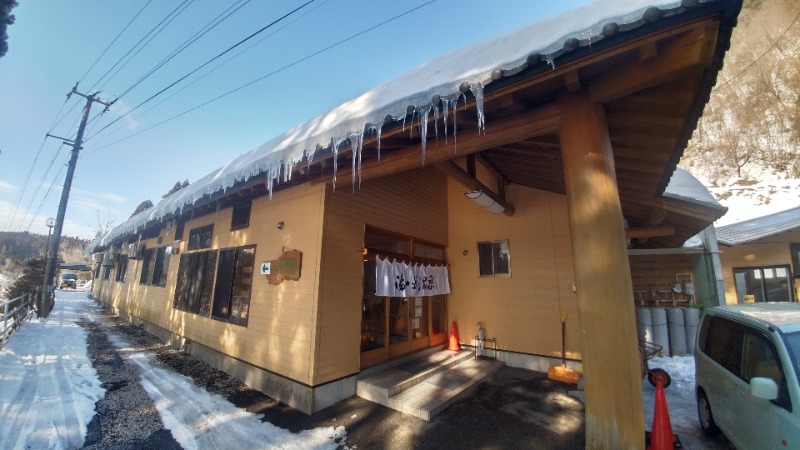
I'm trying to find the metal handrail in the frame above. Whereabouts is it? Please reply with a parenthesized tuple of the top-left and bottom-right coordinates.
(1, 293, 35, 349)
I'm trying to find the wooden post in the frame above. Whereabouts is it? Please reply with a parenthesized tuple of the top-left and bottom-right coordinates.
(559, 93, 645, 449)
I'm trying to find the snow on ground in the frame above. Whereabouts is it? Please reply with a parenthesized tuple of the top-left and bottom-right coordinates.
(0, 290, 344, 450)
(707, 177, 800, 226)
(0, 290, 104, 450)
(103, 331, 345, 450)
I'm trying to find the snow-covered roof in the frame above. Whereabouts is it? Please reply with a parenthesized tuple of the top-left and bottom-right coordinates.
(87, 0, 734, 253)
(716, 205, 800, 245)
(664, 168, 726, 211)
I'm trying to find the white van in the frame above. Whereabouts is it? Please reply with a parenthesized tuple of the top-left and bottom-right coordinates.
(695, 303, 800, 449)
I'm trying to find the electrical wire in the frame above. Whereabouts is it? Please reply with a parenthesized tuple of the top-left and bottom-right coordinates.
(89, 0, 331, 146)
(85, 0, 316, 142)
(116, 0, 252, 102)
(14, 144, 68, 232)
(85, 0, 438, 152)
(79, 1, 152, 88)
(90, 0, 193, 92)
(714, 10, 800, 91)
(22, 157, 68, 234)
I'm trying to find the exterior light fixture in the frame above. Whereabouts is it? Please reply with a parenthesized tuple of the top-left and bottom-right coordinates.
(464, 191, 505, 214)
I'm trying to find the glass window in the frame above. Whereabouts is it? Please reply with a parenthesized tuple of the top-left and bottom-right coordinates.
(412, 297, 429, 340)
(188, 224, 214, 250)
(361, 295, 386, 352)
(734, 265, 793, 303)
(703, 316, 744, 377)
(791, 243, 800, 278)
(431, 295, 446, 335)
(414, 242, 445, 260)
(174, 250, 217, 315)
(365, 228, 409, 256)
(115, 255, 128, 283)
(389, 298, 409, 345)
(231, 201, 251, 230)
(478, 240, 511, 277)
(174, 220, 185, 242)
(212, 246, 255, 326)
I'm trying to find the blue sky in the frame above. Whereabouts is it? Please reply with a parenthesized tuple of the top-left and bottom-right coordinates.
(0, 0, 589, 239)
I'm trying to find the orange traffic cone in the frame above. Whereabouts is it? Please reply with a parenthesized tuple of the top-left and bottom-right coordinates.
(447, 321, 461, 351)
(648, 374, 677, 450)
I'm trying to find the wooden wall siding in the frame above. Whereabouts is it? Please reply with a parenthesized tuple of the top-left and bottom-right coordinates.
(628, 253, 695, 306)
(94, 183, 326, 385)
(446, 174, 580, 360)
(719, 228, 800, 304)
(314, 167, 448, 385)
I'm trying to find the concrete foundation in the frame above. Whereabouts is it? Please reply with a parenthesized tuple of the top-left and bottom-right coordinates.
(102, 303, 357, 415)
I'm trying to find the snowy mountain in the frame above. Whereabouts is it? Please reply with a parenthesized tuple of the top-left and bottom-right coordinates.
(704, 176, 800, 226)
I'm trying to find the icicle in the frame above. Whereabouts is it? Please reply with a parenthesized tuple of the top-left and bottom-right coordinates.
(420, 106, 430, 165)
(409, 108, 416, 139)
(350, 131, 364, 191)
(471, 83, 485, 135)
(376, 125, 382, 160)
(433, 102, 439, 144)
(546, 55, 556, 70)
(451, 98, 458, 153)
(331, 137, 340, 192)
(442, 97, 449, 144)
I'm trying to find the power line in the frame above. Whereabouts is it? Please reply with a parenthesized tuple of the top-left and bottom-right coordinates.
(22, 156, 68, 234)
(90, 0, 331, 145)
(85, 0, 316, 142)
(79, 1, 152, 88)
(714, 9, 800, 91)
(86, 0, 437, 153)
(90, 0, 193, 92)
(116, 0, 253, 102)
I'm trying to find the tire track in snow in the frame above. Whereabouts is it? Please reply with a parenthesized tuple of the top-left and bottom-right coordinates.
(0, 363, 39, 449)
(106, 332, 345, 450)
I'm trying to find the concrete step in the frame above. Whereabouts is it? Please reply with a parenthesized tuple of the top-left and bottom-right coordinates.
(357, 350, 504, 421)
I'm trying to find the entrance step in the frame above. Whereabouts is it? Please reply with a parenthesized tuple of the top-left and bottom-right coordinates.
(357, 350, 504, 421)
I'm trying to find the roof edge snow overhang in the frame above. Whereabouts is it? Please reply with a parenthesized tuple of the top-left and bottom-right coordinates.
(87, 0, 743, 253)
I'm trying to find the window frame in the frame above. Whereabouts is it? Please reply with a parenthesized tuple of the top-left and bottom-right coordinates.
(187, 224, 214, 251)
(211, 245, 256, 327)
(733, 265, 794, 303)
(791, 243, 800, 278)
(173, 249, 218, 315)
(139, 246, 171, 287)
(230, 200, 252, 231)
(116, 255, 128, 282)
(477, 240, 511, 277)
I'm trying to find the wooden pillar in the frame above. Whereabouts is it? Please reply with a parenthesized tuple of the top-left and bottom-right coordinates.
(559, 94, 645, 449)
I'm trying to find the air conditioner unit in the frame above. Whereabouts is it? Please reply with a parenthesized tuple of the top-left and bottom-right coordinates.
(128, 242, 143, 260)
(101, 251, 113, 266)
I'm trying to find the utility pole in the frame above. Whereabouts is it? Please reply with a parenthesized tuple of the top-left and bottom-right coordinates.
(40, 87, 113, 317)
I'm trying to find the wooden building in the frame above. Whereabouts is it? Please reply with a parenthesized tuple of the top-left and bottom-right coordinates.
(88, 1, 742, 448)
(716, 206, 800, 304)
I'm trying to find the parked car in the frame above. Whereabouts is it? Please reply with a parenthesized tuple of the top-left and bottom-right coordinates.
(695, 303, 800, 449)
(59, 273, 78, 289)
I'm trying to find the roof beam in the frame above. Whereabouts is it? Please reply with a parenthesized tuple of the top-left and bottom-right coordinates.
(589, 21, 719, 103)
(437, 161, 515, 216)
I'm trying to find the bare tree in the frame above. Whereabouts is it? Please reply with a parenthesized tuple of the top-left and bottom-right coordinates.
(94, 208, 116, 238)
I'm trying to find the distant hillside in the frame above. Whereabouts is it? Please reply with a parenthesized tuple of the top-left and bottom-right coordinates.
(0, 231, 88, 264)
(681, 0, 800, 184)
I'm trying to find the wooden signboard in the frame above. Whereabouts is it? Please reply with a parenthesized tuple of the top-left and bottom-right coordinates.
(266, 249, 302, 285)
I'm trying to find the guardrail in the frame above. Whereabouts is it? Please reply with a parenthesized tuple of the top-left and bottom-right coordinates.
(1, 293, 35, 350)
